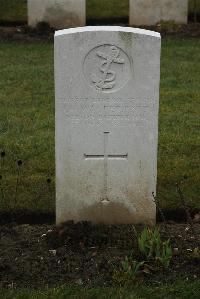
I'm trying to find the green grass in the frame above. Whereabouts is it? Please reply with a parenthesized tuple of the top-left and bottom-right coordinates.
(1, 280, 200, 299)
(158, 38, 200, 209)
(189, 0, 200, 15)
(0, 42, 55, 212)
(0, 0, 199, 23)
(0, 0, 27, 23)
(0, 38, 199, 213)
(86, 0, 129, 20)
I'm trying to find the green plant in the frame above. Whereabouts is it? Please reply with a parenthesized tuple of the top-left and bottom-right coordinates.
(156, 239, 173, 269)
(176, 182, 195, 235)
(187, 247, 200, 262)
(138, 227, 160, 259)
(113, 256, 144, 285)
(138, 227, 172, 269)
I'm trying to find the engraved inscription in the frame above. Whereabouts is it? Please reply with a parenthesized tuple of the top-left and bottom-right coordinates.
(84, 132, 128, 203)
(62, 99, 153, 121)
(91, 46, 125, 90)
(84, 45, 131, 93)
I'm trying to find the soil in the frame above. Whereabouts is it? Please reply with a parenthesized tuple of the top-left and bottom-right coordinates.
(0, 23, 199, 43)
(0, 221, 199, 289)
(0, 207, 198, 225)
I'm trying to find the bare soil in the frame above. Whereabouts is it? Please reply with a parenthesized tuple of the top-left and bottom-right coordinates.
(0, 23, 199, 43)
(0, 221, 199, 289)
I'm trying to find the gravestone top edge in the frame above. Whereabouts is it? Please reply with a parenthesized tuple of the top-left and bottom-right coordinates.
(54, 26, 161, 38)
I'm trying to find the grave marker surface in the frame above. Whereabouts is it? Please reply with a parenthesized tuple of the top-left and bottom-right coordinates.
(55, 26, 161, 225)
(129, 0, 188, 26)
(28, 0, 85, 29)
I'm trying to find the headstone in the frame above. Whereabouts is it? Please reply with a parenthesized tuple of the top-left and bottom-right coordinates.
(130, 0, 161, 26)
(161, 0, 188, 24)
(28, 0, 85, 29)
(55, 26, 161, 225)
(129, 0, 188, 26)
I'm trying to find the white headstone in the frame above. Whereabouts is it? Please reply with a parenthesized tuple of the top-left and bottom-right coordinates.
(28, 0, 85, 29)
(161, 0, 188, 24)
(55, 26, 161, 225)
(130, 0, 188, 26)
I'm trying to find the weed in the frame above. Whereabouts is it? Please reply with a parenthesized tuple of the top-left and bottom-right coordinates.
(113, 256, 144, 285)
(113, 227, 173, 285)
(156, 239, 173, 268)
(138, 227, 160, 259)
(138, 227, 172, 269)
(152, 192, 167, 224)
(152, 192, 179, 249)
(176, 182, 195, 235)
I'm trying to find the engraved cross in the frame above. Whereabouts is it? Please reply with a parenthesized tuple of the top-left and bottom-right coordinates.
(84, 132, 128, 203)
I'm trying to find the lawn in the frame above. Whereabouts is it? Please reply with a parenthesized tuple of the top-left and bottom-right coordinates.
(0, 42, 55, 213)
(0, 38, 199, 213)
(0, 0, 27, 23)
(0, 0, 199, 23)
(1, 280, 200, 299)
(86, 0, 129, 21)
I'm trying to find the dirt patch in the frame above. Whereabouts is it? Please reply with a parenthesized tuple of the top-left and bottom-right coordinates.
(0, 25, 54, 42)
(0, 208, 197, 225)
(0, 23, 199, 43)
(0, 222, 199, 288)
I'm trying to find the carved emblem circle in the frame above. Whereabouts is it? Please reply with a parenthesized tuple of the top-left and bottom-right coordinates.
(83, 44, 131, 93)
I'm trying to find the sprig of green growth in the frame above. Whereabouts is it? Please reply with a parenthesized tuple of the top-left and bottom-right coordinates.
(138, 227, 172, 269)
(113, 256, 144, 285)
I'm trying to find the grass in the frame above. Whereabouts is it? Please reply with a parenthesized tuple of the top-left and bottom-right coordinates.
(0, 38, 199, 213)
(189, 0, 200, 15)
(86, 0, 129, 20)
(0, 0, 27, 23)
(158, 38, 200, 210)
(0, 42, 55, 212)
(1, 280, 200, 299)
(0, 0, 199, 23)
